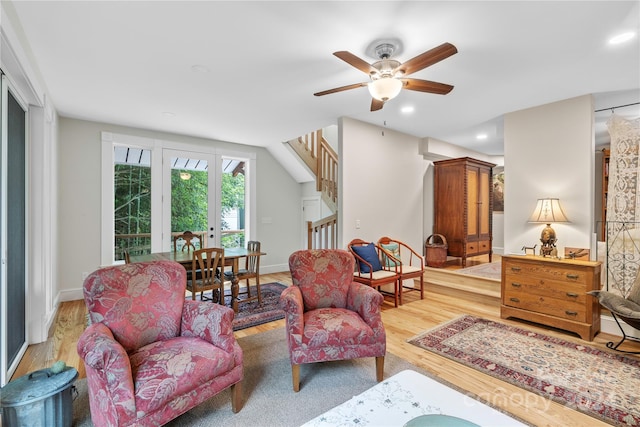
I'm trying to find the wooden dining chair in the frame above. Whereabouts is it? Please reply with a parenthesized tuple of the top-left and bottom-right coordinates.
(188, 247, 227, 303)
(174, 231, 202, 252)
(123, 247, 150, 264)
(225, 241, 262, 304)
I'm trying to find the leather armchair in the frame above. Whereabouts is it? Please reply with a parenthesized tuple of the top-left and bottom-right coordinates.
(280, 249, 386, 392)
(77, 261, 243, 426)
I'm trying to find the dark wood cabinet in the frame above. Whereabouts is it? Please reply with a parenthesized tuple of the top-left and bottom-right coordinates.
(433, 157, 495, 267)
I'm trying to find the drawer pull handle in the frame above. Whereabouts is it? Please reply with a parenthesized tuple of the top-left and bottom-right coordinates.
(511, 266, 521, 272)
(510, 297, 520, 303)
(565, 310, 578, 316)
(566, 292, 578, 298)
(511, 283, 522, 288)
(566, 274, 579, 280)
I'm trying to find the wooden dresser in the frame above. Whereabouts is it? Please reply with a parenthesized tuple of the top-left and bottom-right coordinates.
(501, 255, 601, 341)
(433, 157, 495, 267)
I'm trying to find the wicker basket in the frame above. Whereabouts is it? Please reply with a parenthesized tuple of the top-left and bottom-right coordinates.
(425, 234, 448, 268)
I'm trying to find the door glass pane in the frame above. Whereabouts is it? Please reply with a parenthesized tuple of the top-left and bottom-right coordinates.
(221, 158, 245, 248)
(5, 88, 26, 374)
(114, 146, 151, 261)
(171, 157, 208, 251)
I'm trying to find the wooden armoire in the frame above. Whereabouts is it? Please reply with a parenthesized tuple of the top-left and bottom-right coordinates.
(433, 157, 495, 267)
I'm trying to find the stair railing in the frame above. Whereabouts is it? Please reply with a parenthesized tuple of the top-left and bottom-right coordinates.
(288, 129, 338, 212)
(307, 213, 338, 249)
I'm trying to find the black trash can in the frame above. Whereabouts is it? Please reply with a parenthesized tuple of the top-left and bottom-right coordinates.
(1, 366, 78, 427)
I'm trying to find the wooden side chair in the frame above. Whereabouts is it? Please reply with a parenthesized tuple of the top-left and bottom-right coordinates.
(174, 230, 202, 252)
(378, 236, 425, 305)
(348, 239, 401, 307)
(225, 240, 262, 304)
(188, 247, 227, 303)
(123, 247, 150, 264)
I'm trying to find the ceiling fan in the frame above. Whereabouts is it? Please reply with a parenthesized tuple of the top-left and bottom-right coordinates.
(314, 42, 458, 111)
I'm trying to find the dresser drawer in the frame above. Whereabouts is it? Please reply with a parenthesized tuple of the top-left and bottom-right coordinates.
(503, 275, 587, 303)
(503, 261, 588, 285)
(503, 289, 586, 322)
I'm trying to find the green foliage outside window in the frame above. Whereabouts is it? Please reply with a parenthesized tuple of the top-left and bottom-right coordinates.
(114, 164, 151, 260)
(114, 163, 246, 260)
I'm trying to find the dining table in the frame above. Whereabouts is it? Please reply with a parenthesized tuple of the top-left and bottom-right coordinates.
(130, 247, 265, 313)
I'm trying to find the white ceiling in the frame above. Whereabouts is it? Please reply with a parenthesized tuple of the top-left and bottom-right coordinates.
(6, 1, 640, 160)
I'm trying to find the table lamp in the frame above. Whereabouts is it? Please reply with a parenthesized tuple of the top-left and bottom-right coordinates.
(528, 198, 569, 257)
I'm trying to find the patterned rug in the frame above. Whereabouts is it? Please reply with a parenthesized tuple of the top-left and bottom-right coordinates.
(455, 261, 501, 280)
(408, 315, 640, 427)
(196, 282, 286, 331)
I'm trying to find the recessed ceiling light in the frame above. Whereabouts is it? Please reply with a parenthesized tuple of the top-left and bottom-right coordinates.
(191, 64, 210, 73)
(476, 133, 488, 140)
(609, 32, 636, 45)
(401, 106, 415, 114)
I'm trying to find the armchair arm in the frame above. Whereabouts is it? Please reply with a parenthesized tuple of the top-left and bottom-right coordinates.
(399, 242, 424, 269)
(347, 282, 384, 326)
(280, 286, 305, 347)
(181, 300, 236, 353)
(77, 322, 136, 421)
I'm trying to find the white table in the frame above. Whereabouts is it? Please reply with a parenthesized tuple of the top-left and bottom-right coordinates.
(302, 369, 528, 427)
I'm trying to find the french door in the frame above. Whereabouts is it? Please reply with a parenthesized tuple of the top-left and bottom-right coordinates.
(162, 149, 219, 250)
(104, 133, 252, 265)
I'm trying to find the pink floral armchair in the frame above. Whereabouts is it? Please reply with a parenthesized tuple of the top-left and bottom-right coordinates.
(77, 261, 243, 426)
(280, 249, 386, 392)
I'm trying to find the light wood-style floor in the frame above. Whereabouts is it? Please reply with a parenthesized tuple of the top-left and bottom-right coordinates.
(13, 255, 640, 427)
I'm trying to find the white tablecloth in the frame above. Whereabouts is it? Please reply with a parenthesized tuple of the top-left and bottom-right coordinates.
(302, 369, 528, 427)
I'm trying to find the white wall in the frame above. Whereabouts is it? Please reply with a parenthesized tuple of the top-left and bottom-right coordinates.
(57, 117, 302, 301)
(339, 117, 425, 252)
(504, 94, 595, 256)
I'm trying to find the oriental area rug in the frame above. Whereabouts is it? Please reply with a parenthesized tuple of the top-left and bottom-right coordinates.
(408, 315, 640, 427)
(455, 261, 501, 280)
(220, 282, 286, 331)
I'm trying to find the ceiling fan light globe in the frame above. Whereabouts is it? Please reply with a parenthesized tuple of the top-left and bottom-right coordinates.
(368, 78, 402, 102)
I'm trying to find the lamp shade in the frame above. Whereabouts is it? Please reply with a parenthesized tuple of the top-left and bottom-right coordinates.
(528, 198, 569, 223)
(368, 77, 403, 102)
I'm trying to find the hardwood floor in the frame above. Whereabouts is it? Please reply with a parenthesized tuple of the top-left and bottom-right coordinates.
(13, 255, 640, 427)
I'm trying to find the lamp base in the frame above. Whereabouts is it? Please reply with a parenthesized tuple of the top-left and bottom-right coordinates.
(539, 224, 558, 257)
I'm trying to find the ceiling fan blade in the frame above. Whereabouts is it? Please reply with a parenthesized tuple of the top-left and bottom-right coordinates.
(334, 51, 377, 75)
(394, 42, 458, 76)
(401, 78, 454, 95)
(314, 82, 368, 97)
(370, 98, 384, 111)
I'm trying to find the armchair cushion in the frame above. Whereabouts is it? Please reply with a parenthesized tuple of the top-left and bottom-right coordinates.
(351, 243, 382, 273)
(129, 336, 236, 415)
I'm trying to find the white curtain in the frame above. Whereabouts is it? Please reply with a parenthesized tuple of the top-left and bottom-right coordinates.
(606, 114, 640, 296)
